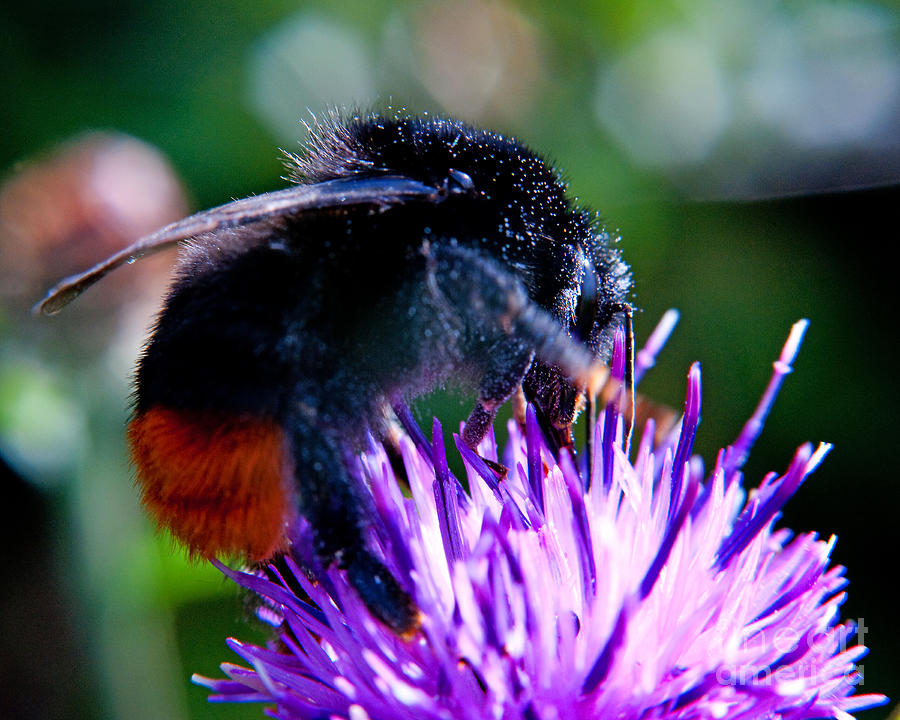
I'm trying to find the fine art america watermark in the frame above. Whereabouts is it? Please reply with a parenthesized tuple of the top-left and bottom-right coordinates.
(713, 619, 870, 688)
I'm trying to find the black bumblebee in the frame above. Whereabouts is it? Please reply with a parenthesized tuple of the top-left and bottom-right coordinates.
(40, 112, 632, 634)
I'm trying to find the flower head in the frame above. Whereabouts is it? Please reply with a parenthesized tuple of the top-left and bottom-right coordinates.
(195, 314, 886, 719)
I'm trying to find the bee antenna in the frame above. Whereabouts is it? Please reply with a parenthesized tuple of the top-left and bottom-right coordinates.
(622, 304, 635, 456)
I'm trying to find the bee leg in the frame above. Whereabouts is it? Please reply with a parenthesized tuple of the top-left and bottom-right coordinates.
(427, 245, 601, 452)
(429, 245, 606, 394)
(343, 545, 419, 635)
(462, 342, 535, 450)
(290, 420, 418, 634)
(427, 244, 605, 451)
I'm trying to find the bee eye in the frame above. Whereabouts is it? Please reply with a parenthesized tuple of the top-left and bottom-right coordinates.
(574, 263, 600, 342)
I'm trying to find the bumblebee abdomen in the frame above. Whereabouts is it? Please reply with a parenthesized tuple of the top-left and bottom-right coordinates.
(128, 406, 295, 561)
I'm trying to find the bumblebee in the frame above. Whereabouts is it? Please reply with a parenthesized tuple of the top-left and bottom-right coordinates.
(41, 112, 631, 633)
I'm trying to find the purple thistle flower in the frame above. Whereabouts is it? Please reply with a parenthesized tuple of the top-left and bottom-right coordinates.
(194, 314, 886, 719)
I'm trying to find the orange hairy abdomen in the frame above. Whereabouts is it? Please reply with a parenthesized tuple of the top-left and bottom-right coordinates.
(128, 407, 294, 562)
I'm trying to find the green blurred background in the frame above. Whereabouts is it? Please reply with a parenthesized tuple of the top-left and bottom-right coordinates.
(1, 1, 897, 718)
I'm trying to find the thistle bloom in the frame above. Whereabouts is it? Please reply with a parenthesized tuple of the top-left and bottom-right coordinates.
(195, 314, 886, 719)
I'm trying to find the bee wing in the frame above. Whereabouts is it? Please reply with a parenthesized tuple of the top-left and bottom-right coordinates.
(37, 175, 444, 315)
